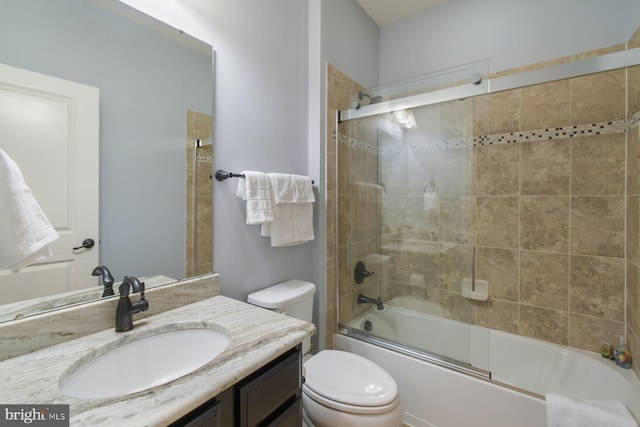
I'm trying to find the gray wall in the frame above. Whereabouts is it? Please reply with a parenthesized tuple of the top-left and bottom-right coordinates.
(322, 0, 380, 89)
(379, 0, 640, 84)
(122, 0, 317, 299)
(0, 0, 212, 281)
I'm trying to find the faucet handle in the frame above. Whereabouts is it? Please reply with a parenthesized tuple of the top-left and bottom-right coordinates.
(354, 261, 375, 284)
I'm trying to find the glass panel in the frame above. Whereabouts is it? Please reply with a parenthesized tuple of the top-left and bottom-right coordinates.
(337, 79, 481, 367)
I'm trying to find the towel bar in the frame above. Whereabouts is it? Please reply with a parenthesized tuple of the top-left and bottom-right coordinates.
(215, 170, 314, 184)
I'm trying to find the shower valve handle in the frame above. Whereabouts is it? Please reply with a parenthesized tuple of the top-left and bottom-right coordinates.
(354, 261, 374, 284)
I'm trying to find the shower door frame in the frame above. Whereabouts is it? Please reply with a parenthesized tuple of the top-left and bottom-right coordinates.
(334, 46, 640, 380)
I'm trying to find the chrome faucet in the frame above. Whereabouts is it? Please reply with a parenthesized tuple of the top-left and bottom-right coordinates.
(357, 293, 384, 310)
(115, 276, 149, 332)
(92, 265, 115, 297)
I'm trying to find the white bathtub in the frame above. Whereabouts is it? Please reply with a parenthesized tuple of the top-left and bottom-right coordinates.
(340, 305, 640, 427)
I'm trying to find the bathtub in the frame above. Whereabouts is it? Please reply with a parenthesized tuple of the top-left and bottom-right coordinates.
(338, 305, 640, 427)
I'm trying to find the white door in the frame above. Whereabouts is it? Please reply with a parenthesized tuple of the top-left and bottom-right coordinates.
(0, 63, 99, 304)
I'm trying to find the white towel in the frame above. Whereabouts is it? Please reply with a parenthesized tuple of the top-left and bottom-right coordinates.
(236, 171, 274, 225)
(268, 173, 315, 203)
(0, 149, 59, 271)
(546, 393, 638, 427)
(261, 173, 314, 247)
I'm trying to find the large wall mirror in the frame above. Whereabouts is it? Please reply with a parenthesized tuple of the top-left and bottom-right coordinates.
(0, 0, 214, 321)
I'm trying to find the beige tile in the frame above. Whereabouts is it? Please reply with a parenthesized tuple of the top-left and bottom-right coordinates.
(476, 247, 519, 302)
(379, 247, 407, 284)
(439, 196, 475, 244)
(568, 314, 625, 353)
(405, 246, 439, 289)
(627, 196, 640, 266)
(440, 97, 474, 140)
(474, 299, 518, 334)
(520, 251, 569, 311)
(571, 69, 626, 125)
(487, 89, 521, 134)
(571, 134, 625, 195)
(438, 148, 476, 196)
(405, 285, 440, 313)
(476, 196, 519, 248)
(627, 262, 639, 335)
(381, 279, 408, 302)
(406, 144, 439, 197)
(520, 196, 570, 252)
(570, 196, 625, 258)
(571, 44, 625, 61)
(406, 196, 438, 241)
(629, 66, 640, 116)
(438, 243, 473, 292)
(521, 139, 570, 195)
(337, 245, 350, 298)
(570, 255, 625, 321)
(381, 195, 406, 239)
(628, 127, 640, 196)
(519, 305, 568, 345)
(474, 94, 490, 136)
(476, 144, 519, 195)
(439, 289, 472, 323)
(521, 79, 570, 130)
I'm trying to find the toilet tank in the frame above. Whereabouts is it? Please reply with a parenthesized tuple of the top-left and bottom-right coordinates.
(247, 280, 316, 355)
(247, 279, 315, 323)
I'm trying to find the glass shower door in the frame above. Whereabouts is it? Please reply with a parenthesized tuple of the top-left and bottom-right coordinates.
(336, 66, 487, 370)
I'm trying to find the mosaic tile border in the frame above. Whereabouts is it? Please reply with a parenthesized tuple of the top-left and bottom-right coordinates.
(341, 113, 640, 156)
(338, 133, 377, 154)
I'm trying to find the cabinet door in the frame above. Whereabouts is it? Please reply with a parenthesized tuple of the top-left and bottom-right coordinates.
(180, 400, 221, 427)
(238, 348, 301, 427)
(267, 398, 301, 427)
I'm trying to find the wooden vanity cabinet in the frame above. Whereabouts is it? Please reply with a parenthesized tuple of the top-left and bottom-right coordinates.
(171, 345, 302, 427)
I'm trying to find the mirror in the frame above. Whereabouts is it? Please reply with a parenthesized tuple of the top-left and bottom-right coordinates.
(0, 0, 214, 321)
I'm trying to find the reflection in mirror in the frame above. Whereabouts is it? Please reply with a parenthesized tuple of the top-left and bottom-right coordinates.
(0, 0, 213, 322)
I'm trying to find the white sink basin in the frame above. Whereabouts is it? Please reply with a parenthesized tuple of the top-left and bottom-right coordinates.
(60, 328, 230, 399)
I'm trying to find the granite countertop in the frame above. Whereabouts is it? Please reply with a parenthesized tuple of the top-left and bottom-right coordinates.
(0, 295, 316, 426)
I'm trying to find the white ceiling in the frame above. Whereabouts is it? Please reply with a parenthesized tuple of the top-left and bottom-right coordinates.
(355, 0, 448, 27)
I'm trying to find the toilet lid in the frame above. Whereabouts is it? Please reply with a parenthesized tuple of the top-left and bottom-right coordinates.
(304, 350, 398, 407)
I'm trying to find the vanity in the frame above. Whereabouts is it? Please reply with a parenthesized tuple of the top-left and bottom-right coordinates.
(0, 289, 315, 426)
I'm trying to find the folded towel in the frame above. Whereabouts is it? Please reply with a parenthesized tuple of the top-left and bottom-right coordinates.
(546, 393, 638, 427)
(260, 173, 314, 247)
(268, 173, 315, 204)
(261, 203, 314, 247)
(0, 149, 59, 271)
(236, 171, 274, 225)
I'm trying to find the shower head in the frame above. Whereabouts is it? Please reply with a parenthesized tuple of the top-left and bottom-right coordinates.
(353, 91, 384, 109)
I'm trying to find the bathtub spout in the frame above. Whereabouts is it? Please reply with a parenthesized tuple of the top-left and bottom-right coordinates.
(357, 293, 384, 310)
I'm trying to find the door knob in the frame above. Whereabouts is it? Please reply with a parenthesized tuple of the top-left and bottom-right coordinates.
(73, 238, 95, 250)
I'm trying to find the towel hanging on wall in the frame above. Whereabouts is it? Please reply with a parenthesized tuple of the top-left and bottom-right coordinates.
(260, 173, 315, 247)
(236, 171, 274, 225)
(0, 148, 59, 271)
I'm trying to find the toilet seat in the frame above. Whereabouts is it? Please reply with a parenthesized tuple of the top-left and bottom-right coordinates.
(303, 350, 399, 414)
(303, 384, 400, 415)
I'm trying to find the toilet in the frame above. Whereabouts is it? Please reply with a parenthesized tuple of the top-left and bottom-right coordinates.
(247, 280, 404, 427)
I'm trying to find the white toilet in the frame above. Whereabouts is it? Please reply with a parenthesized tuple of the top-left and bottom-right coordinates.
(247, 280, 404, 427)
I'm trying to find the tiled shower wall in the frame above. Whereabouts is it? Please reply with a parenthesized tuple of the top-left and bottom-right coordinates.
(626, 30, 640, 379)
(186, 110, 213, 277)
(328, 31, 640, 378)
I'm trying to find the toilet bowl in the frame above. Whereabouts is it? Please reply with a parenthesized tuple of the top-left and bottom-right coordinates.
(247, 280, 404, 427)
(302, 349, 403, 427)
